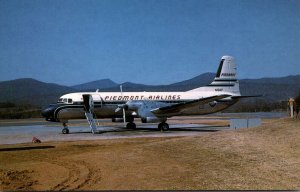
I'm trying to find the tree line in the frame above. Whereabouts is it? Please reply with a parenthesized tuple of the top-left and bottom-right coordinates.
(0, 102, 41, 119)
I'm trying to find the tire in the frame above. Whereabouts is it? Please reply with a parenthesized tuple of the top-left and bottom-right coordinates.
(62, 128, 69, 134)
(126, 122, 136, 129)
(158, 123, 169, 131)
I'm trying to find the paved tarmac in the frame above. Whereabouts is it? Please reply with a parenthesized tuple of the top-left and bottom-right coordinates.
(0, 120, 228, 144)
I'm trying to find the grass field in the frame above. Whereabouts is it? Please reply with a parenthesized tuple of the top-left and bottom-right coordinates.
(0, 118, 299, 190)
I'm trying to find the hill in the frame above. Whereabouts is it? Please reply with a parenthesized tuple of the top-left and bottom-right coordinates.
(71, 79, 118, 90)
(239, 75, 300, 101)
(0, 78, 75, 107)
(96, 72, 216, 92)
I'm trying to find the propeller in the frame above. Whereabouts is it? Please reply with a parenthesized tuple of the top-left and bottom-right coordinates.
(120, 85, 126, 127)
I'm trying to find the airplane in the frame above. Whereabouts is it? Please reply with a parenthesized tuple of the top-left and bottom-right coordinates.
(42, 55, 257, 134)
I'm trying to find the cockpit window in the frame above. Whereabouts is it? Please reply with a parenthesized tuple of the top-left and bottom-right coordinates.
(58, 98, 72, 104)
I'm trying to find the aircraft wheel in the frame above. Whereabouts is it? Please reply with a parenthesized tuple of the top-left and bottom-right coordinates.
(62, 128, 69, 134)
(126, 122, 136, 129)
(158, 123, 169, 131)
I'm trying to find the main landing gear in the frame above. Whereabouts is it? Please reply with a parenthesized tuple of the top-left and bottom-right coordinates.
(158, 122, 169, 131)
(125, 116, 136, 129)
(62, 122, 69, 134)
(126, 121, 169, 131)
(126, 122, 136, 129)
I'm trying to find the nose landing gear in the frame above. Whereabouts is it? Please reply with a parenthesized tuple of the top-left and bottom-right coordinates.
(62, 122, 69, 134)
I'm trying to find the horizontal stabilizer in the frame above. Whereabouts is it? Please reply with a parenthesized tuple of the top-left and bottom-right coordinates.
(151, 94, 230, 114)
(231, 95, 263, 99)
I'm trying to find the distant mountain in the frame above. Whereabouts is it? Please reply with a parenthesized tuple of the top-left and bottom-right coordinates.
(69, 72, 216, 92)
(0, 78, 75, 107)
(101, 82, 167, 92)
(169, 72, 215, 88)
(71, 79, 118, 91)
(0, 75, 299, 108)
(168, 72, 215, 91)
(239, 75, 300, 102)
(100, 72, 216, 92)
(241, 75, 300, 85)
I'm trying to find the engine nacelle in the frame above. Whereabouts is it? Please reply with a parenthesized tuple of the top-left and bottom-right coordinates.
(209, 101, 217, 107)
(118, 100, 144, 111)
(141, 117, 163, 123)
(116, 102, 140, 112)
(112, 117, 134, 123)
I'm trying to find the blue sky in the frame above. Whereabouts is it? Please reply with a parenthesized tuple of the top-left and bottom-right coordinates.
(0, 0, 299, 86)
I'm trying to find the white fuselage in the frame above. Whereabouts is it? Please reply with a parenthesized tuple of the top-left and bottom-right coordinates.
(53, 89, 238, 121)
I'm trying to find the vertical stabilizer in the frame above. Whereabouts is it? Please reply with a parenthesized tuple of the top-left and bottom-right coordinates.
(212, 56, 237, 82)
(209, 56, 240, 94)
(188, 56, 240, 95)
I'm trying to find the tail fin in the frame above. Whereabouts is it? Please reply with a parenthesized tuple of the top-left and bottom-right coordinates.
(210, 55, 238, 83)
(215, 56, 237, 80)
(189, 56, 240, 95)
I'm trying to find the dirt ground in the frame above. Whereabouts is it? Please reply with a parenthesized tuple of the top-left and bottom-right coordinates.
(0, 118, 299, 190)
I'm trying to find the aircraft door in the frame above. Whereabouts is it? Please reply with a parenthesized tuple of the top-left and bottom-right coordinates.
(91, 94, 103, 108)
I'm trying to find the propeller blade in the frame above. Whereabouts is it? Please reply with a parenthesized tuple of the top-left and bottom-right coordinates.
(122, 108, 126, 126)
(120, 84, 126, 127)
(115, 107, 121, 113)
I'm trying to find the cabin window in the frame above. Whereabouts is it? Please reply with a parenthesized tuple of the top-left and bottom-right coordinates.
(58, 98, 63, 103)
(68, 99, 73, 103)
(63, 98, 67, 103)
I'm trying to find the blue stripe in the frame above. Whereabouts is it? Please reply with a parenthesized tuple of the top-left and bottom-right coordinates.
(213, 79, 237, 82)
(206, 84, 235, 87)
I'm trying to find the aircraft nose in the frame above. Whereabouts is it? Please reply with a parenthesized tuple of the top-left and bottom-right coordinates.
(41, 104, 57, 122)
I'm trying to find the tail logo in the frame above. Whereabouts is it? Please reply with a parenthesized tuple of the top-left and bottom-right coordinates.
(221, 73, 235, 77)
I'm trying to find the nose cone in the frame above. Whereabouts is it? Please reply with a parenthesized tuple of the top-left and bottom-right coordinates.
(41, 104, 57, 122)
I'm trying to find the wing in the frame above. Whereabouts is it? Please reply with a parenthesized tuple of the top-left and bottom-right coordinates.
(151, 94, 230, 115)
